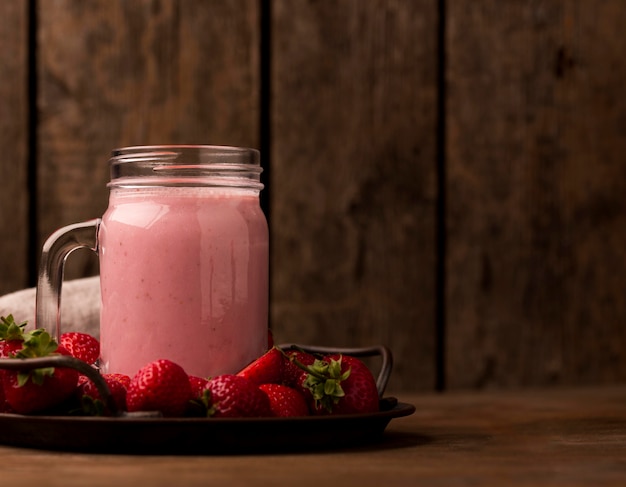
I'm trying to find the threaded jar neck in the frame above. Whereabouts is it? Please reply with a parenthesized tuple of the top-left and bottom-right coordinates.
(108, 145, 263, 191)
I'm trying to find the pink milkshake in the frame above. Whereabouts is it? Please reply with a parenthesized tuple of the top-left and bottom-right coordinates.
(35, 146, 268, 379)
(98, 186, 268, 377)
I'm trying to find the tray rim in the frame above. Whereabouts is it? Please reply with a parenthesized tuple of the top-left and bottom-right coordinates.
(0, 400, 416, 454)
(0, 398, 414, 424)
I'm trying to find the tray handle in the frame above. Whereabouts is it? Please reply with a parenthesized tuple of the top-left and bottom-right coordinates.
(0, 355, 120, 416)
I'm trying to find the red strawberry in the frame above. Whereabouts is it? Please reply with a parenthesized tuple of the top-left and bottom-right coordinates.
(259, 383, 309, 417)
(0, 339, 24, 359)
(77, 373, 130, 415)
(236, 346, 284, 386)
(60, 331, 100, 365)
(2, 336, 79, 415)
(189, 375, 210, 399)
(0, 315, 27, 358)
(0, 381, 12, 413)
(109, 372, 131, 389)
(204, 374, 271, 418)
(186, 375, 211, 416)
(282, 349, 316, 388)
(126, 359, 192, 417)
(297, 354, 380, 415)
(281, 349, 317, 406)
(0, 316, 28, 413)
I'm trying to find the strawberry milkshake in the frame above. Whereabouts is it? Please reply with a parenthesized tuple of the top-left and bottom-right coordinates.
(94, 146, 268, 378)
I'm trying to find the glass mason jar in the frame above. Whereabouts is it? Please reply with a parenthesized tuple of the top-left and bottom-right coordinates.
(36, 145, 269, 378)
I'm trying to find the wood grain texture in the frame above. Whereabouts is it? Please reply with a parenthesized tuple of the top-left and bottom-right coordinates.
(446, 0, 626, 388)
(270, 0, 438, 391)
(1, 387, 625, 486)
(37, 0, 260, 279)
(0, 0, 29, 295)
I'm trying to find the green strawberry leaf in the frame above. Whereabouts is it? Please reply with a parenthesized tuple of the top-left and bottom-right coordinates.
(279, 348, 354, 413)
(81, 395, 106, 416)
(300, 356, 351, 412)
(12, 328, 60, 388)
(0, 314, 27, 342)
(17, 367, 55, 387)
(16, 329, 58, 359)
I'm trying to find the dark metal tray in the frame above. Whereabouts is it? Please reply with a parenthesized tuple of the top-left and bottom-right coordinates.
(0, 398, 414, 454)
(0, 344, 415, 454)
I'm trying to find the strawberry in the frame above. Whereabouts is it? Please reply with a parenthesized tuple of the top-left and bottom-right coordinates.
(282, 349, 316, 388)
(204, 374, 271, 418)
(189, 375, 210, 399)
(185, 375, 211, 416)
(0, 340, 23, 359)
(0, 315, 28, 413)
(259, 383, 309, 417)
(77, 373, 130, 416)
(303, 354, 379, 415)
(281, 349, 317, 405)
(60, 331, 100, 365)
(236, 346, 284, 386)
(1, 331, 79, 414)
(0, 381, 12, 413)
(0, 315, 27, 358)
(126, 359, 192, 417)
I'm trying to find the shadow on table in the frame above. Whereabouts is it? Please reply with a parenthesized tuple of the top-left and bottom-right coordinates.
(326, 431, 436, 454)
(374, 431, 435, 450)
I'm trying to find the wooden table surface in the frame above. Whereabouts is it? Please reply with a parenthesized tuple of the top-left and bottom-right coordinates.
(1, 385, 625, 486)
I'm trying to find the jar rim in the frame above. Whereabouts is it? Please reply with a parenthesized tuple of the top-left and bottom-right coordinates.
(108, 145, 263, 190)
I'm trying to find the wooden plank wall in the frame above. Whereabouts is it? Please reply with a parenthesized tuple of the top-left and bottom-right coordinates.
(0, 1, 29, 296)
(446, 0, 626, 389)
(0, 0, 625, 392)
(270, 0, 437, 391)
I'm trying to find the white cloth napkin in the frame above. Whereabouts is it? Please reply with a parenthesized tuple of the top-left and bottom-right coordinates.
(0, 276, 101, 337)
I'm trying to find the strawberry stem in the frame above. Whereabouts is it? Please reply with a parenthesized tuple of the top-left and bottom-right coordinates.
(277, 346, 327, 381)
(0, 315, 27, 342)
(279, 346, 352, 413)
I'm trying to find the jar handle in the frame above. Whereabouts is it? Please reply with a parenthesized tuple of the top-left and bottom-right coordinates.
(35, 219, 101, 340)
